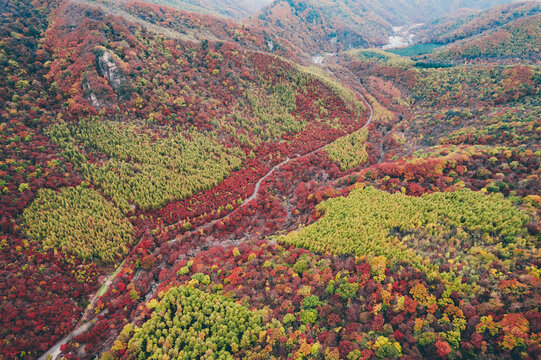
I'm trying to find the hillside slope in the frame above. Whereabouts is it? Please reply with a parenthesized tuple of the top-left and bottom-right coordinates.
(248, 0, 525, 55)
(66, 0, 304, 60)
(134, 0, 272, 19)
(0, 0, 369, 357)
(414, 1, 541, 63)
(362, 0, 525, 24)
(433, 14, 541, 63)
(248, 0, 392, 54)
(416, 1, 540, 44)
(1, 0, 539, 359)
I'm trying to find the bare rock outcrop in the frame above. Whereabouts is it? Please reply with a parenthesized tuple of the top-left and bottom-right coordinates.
(97, 50, 127, 94)
(84, 49, 130, 109)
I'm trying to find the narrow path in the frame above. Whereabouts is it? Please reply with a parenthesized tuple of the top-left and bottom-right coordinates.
(39, 61, 374, 360)
(167, 157, 292, 238)
(165, 65, 374, 236)
(38, 320, 95, 360)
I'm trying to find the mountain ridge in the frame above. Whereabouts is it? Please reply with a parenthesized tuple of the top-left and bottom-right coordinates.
(246, 0, 528, 55)
(120, 0, 273, 19)
(410, 1, 541, 63)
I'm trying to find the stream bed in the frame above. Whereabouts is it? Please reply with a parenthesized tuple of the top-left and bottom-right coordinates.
(382, 24, 424, 50)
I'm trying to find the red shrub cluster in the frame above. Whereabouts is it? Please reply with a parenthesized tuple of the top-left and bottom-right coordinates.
(72, 241, 541, 359)
(0, 235, 99, 358)
(352, 148, 540, 198)
(0, 2, 102, 357)
(117, 0, 301, 60)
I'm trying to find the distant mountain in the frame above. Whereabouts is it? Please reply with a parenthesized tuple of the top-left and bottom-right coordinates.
(247, 0, 393, 55)
(248, 0, 524, 55)
(416, 1, 541, 63)
(133, 0, 273, 19)
(416, 1, 540, 44)
(359, 0, 525, 25)
(64, 0, 304, 60)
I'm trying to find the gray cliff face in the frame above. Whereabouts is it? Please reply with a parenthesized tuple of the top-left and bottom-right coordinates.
(97, 50, 126, 94)
(84, 50, 129, 109)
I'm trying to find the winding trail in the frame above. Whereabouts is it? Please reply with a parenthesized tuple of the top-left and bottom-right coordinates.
(39, 62, 373, 359)
(163, 64, 374, 236)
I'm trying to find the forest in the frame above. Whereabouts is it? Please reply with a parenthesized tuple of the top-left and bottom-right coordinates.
(0, 0, 539, 359)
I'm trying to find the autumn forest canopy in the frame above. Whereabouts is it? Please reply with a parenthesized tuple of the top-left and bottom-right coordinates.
(0, 0, 539, 359)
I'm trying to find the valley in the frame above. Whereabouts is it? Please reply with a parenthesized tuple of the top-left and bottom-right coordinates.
(0, 0, 539, 359)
